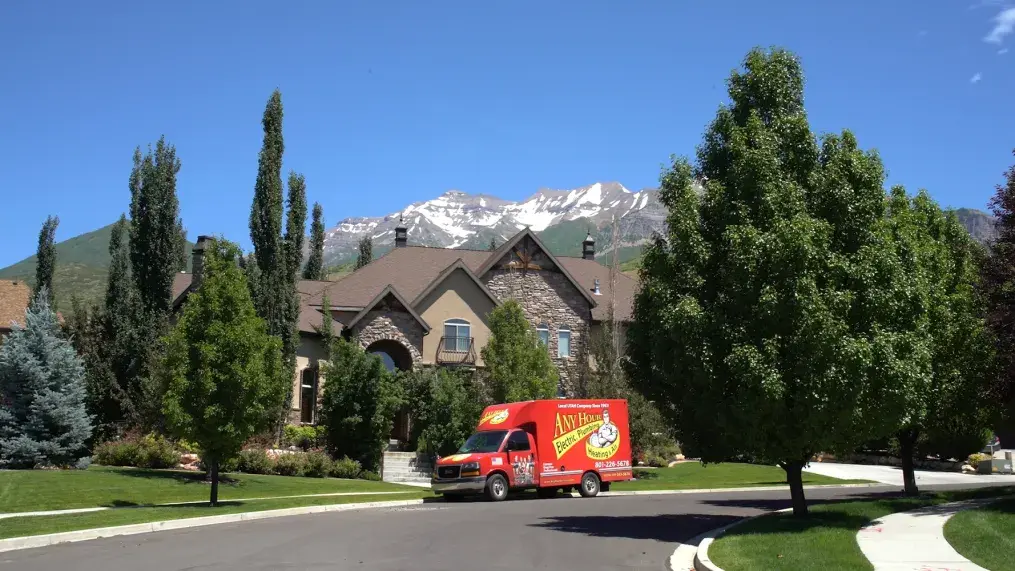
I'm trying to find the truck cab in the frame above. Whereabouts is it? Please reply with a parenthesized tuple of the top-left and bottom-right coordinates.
(431, 399, 632, 501)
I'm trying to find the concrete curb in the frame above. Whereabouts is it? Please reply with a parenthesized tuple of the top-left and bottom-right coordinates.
(689, 508, 794, 571)
(0, 499, 424, 554)
(604, 482, 883, 497)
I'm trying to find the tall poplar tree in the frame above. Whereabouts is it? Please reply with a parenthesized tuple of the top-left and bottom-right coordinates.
(982, 150, 1015, 433)
(304, 202, 326, 280)
(248, 90, 307, 434)
(129, 137, 185, 319)
(355, 236, 373, 269)
(626, 48, 924, 516)
(33, 216, 59, 308)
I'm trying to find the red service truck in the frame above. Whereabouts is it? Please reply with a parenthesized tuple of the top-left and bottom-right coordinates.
(431, 399, 633, 501)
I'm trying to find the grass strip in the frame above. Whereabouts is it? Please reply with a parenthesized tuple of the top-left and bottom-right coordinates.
(0, 491, 433, 540)
(709, 486, 1015, 571)
(943, 496, 1015, 571)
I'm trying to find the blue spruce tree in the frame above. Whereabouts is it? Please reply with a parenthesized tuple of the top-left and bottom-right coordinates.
(0, 288, 93, 468)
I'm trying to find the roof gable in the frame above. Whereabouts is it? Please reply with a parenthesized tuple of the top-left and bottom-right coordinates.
(477, 228, 598, 307)
(346, 285, 431, 333)
(410, 259, 502, 308)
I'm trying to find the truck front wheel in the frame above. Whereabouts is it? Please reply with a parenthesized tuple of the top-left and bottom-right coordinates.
(486, 474, 509, 502)
(579, 472, 600, 498)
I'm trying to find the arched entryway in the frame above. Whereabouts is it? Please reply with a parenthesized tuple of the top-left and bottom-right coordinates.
(365, 339, 414, 444)
(366, 339, 414, 373)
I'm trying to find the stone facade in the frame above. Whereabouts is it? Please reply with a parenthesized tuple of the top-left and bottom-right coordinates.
(481, 236, 594, 396)
(352, 308, 424, 366)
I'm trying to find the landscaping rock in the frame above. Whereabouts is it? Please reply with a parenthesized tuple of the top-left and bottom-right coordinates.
(961, 463, 975, 474)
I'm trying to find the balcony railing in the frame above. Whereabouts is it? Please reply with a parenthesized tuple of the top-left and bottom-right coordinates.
(436, 336, 477, 366)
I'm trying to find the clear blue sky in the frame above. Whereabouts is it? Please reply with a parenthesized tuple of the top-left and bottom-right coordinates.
(2, 0, 1014, 267)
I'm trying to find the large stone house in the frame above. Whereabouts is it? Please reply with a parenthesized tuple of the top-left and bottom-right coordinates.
(172, 222, 637, 444)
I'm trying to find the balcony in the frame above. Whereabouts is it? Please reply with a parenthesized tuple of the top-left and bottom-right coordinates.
(436, 336, 477, 366)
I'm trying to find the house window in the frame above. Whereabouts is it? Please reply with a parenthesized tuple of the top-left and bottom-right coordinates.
(443, 318, 471, 352)
(300, 367, 318, 424)
(558, 326, 571, 358)
(536, 323, 549, 347)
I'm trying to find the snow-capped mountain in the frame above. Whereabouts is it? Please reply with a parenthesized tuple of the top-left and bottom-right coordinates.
(322, 182, 668, 266)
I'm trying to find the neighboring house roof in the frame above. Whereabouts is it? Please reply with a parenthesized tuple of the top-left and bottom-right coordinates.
(345, 285, 431, 333)
(556, 256, 637, 322)
(0, 280, 31, 332)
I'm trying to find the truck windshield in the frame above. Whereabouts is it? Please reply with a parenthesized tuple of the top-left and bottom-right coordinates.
(457, 430, 508, 454)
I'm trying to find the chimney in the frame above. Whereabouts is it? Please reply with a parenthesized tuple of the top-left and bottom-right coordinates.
(192, 235, 210, 288)
(395, 215, 408, 248)
(582, 231, 595, 260)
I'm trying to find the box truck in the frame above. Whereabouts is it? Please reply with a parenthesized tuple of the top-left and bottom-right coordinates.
(431, 399, 633, 501)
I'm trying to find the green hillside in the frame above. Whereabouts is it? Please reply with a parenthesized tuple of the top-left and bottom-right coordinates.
(0, 222, 194, 310)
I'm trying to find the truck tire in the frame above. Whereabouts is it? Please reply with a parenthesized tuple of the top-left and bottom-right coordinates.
(486, 474, 509, 502)
(579, 472, 600, 498)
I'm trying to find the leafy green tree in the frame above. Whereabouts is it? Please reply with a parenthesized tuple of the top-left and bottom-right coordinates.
(982, 151, 1015, 432)
(304, 202, 326, 280)
(481, 300, 558, 403)
(625, 48, 924, 516)
(33, 216, 59, 308)
(161, 238, 286, 505)
(404, 368, 487, 456)
(129, 137, 186, 318)
(0, 289, 93, 468)
(886, 187, 996, 495)
(356, 236, 373, 269)
(319, 338, 403, 471)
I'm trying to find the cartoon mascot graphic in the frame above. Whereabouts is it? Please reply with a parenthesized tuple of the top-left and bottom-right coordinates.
(588, 409, 619, 449)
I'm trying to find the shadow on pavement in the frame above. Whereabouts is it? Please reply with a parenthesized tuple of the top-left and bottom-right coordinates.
(529, 513, 742, 543)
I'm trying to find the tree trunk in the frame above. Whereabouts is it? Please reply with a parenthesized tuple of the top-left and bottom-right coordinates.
(209, 458, 220, 507)
(782, 461, 808, 517)
(899, 428, 919, 496)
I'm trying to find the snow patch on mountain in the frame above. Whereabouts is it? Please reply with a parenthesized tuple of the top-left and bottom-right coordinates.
(321, 181, 661, 265)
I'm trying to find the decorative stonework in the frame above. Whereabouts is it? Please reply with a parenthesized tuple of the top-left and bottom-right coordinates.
(482, 237, 594, 396)
(353, 309, 424, 365)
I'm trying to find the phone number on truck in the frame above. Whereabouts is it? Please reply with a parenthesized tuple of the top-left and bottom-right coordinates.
(594, 460, 630, 469)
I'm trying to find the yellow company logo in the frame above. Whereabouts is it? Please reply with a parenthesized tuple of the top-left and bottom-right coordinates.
(551, 412, 604, 459)
(586, 435, 620, 460)
(481, 409, 509, 425)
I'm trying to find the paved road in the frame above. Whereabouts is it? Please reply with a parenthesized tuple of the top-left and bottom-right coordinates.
(1, 484, 1009, 571)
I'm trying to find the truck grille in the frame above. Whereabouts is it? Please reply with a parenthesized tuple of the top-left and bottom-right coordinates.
(437, 465, 461, 479)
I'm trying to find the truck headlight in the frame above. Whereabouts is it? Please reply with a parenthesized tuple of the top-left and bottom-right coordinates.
(461, 462, 480, 477)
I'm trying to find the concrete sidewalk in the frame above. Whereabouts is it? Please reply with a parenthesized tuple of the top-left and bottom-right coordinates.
(804, 461, 1013, 486)
(856, 498, 996, 571)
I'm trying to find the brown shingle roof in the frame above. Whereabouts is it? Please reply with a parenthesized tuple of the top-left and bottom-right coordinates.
(0, 280, 31, 332)
(309, 247, 492, 308)
(556, 257, 638, 322)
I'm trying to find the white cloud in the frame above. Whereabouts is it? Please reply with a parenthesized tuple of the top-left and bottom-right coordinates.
(971, 72, 984, 83)
(985, 7, 1015, 43)
(1001, 47, 1010, 54)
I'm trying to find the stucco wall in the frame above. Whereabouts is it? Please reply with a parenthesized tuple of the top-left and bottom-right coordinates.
(289, 334, 330, 423)
(416, 268, 496, 366)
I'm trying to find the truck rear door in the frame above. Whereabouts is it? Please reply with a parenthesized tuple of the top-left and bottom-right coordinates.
(505, 430, 538, 488)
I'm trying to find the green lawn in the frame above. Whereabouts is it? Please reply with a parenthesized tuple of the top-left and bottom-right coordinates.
(611, 462, 870, 492)
(0, 466, 421, 513)
(0, 492, 432, 540)
(709, 487, 1015, 571)
(944, 496, 1015, 571)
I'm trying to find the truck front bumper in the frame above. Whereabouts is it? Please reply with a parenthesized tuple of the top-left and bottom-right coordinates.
(431, 476, 486, 494)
